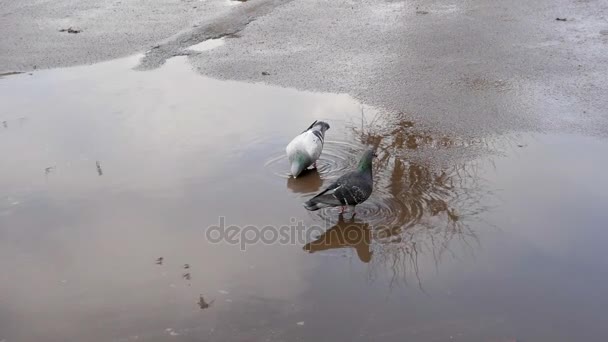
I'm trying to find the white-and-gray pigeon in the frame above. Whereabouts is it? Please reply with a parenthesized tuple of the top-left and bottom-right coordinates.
(286, 120, 330, 178)
(304, 148, 376, 212)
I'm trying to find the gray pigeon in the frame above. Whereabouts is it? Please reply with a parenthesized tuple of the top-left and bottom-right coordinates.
(304, 149, 376, 212)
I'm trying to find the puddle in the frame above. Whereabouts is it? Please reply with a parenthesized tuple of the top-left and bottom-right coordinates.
(187, 38, 226, 52)
(1, 55, 607, 342)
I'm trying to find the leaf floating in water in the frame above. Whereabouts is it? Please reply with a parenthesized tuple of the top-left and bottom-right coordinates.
(198, 295, 215, 309)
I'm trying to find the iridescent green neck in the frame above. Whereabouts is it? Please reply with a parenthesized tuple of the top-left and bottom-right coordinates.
(357, 154, 373, 172)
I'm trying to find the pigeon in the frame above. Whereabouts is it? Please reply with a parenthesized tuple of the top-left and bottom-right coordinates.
(304, 148, 376, 212)
(286, 120, 330, 178)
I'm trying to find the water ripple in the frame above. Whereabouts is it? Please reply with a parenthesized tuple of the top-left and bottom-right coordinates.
(264, 140, 361, 180)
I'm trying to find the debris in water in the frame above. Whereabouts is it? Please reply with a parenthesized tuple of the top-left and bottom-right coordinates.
(198, 295, 215, 309)
(45, 166, 55, 175)
(182, 272, 191, 280)
(155, 257, 164, 265)
(218, 290, 229, 294)
(555, 17, 567, 21)
(416, 10, 429, 15)
(59, 27, 82, 34)
(183, 264, 190, 269)
(2, 121, 7, 128)
(261, 71, 270, 76)
(296, 321, 305, 326)
(96, 161, 103, 176)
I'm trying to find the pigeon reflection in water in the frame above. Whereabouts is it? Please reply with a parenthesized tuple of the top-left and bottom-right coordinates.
(304, 214, 372, 263)
(286, 168, 322, 194)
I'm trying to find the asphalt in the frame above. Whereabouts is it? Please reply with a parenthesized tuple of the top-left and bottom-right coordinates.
(0, 0, 283, 71)
(2, 0, 607, 137)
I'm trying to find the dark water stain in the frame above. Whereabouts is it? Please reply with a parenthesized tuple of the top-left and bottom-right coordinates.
(0, 71, 24, 78)
(0, 55, 607, 342)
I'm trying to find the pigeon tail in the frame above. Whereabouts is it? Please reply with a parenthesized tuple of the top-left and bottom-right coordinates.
(303, 198, 334, 211)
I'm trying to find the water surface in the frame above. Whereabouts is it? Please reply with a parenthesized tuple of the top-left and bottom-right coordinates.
(1, 56, 607, 342)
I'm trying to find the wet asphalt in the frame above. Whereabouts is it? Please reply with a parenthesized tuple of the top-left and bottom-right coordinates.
(2, 0, 607, 139)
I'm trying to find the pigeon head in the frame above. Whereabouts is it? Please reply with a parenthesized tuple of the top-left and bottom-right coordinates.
(314, 121, 330, 132)
(357, 148, 376, 172)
